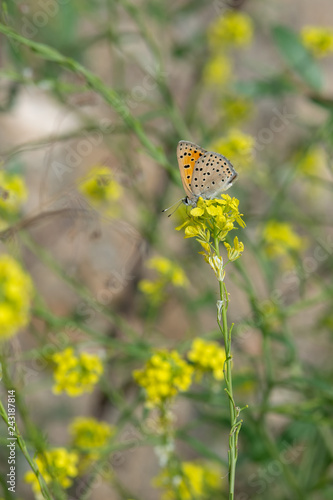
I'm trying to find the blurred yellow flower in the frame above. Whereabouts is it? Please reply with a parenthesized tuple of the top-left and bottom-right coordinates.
(203, 53, 232, 86)
(52, 348, 104, 397)
(148, 256, 188, 287)
(221, 94, 253, 125)
(78, 166, 122, 215)
(70, 417, 115, 450)
(0, 255, 33, 340)
(138, 278, 163, 298)
(211, 129, 255, 170)
(263, 221, 304, 259)
(295, 146, 326, 176)
(188, 338, 226, 381)
(301, 26, 333, 57)
(24, 448, 79, 493)
(208, 11, 253, 49)
(133, 349, 193, 408)
(139, 256, 188, 304)
(153, 460, 222, 500)
(70, 416, 116, 465)
(0, 171, 27, 229)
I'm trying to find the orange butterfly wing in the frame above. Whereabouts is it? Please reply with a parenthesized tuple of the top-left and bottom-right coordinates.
(177, 141, 207, 199)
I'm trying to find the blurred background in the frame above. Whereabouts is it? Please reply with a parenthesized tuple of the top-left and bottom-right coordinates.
(0, 0, 333, 499)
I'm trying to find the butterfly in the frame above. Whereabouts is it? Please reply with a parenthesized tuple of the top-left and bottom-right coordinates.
(177, 140, 238, 207)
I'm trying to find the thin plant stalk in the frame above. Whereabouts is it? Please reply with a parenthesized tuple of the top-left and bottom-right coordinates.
(0, 399, 52, 500)
(214, 235, 242, 500)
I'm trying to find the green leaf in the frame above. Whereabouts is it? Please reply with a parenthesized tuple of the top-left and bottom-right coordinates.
(235, 75, 296, 98)
(272, 25, 323, 91)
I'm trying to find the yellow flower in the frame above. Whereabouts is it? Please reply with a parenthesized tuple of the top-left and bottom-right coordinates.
(203, 53, 232, 86)
(52, 348, 104, 397)
(224, 236, 244, 261)
(295, 146, 326, 176)
(301, 26, 333, 57)
(24, 448, 79, 493)
(206, 255, 225, 282)
(70, 417, 115, 449)
(0, 255, 33, 340)
(69, 416, 116, 465)
(139, 256, 188, 304)
(138, 279, 163, 297)
(148, 257, 188, 286)
(188, 338, 226, 381)
(220, 94, 253, 125)
(148, 257, 189, 287)
(211, 129, 255, 170)
(78, 166, 122, 215)
(133, 350, 193, 408)
(0, 171, 27, 230)
(177, 195, 245, 244)
(177, 196, 245, 277)
(153, 460, 222, 500)
(208, 11, 253, 49)
(148, 256, 173, 274)
(263, 221, 304, 258)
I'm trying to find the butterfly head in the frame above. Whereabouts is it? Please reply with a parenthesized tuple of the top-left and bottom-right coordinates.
(182, 195, 198, 207)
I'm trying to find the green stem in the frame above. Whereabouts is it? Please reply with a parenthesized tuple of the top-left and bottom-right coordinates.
(214, 236, 239, 500)
(0, 23, 173, 173)
(0, 400, 52, 500)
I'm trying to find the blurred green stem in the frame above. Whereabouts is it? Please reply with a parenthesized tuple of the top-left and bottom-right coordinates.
(214, 236, 241, 500)
(0, 357, 53, 500)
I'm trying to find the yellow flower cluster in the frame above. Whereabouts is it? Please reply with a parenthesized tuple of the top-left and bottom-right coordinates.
(24, 448, 79, 493)
(154, 460, 221, 500)
(79, 166, 122, 215)
(70, 416, 115, 451)
(0, 255, 33, 340)
(188, 338, 226, 381)
(203, 54, 232, 86)
(263, 221, 304, 259)
(133, 350, 193, 408)
(139, 256, 188, 304)
(211, 129, 255, 170)
(52, 348, 104, 397)
(301, 26, 333, 57)
(69, 416, 115, 466)
(295, 146, 326, 176)
(208, 11, 253, 49)
(221, 94, 253, 125)
(0, 171, 27, 229)
(203, 11, 253, 87)
(176, 195, 245, 277)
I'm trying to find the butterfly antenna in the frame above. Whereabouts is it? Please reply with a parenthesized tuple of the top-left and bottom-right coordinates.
(162, 199, 184, 217)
